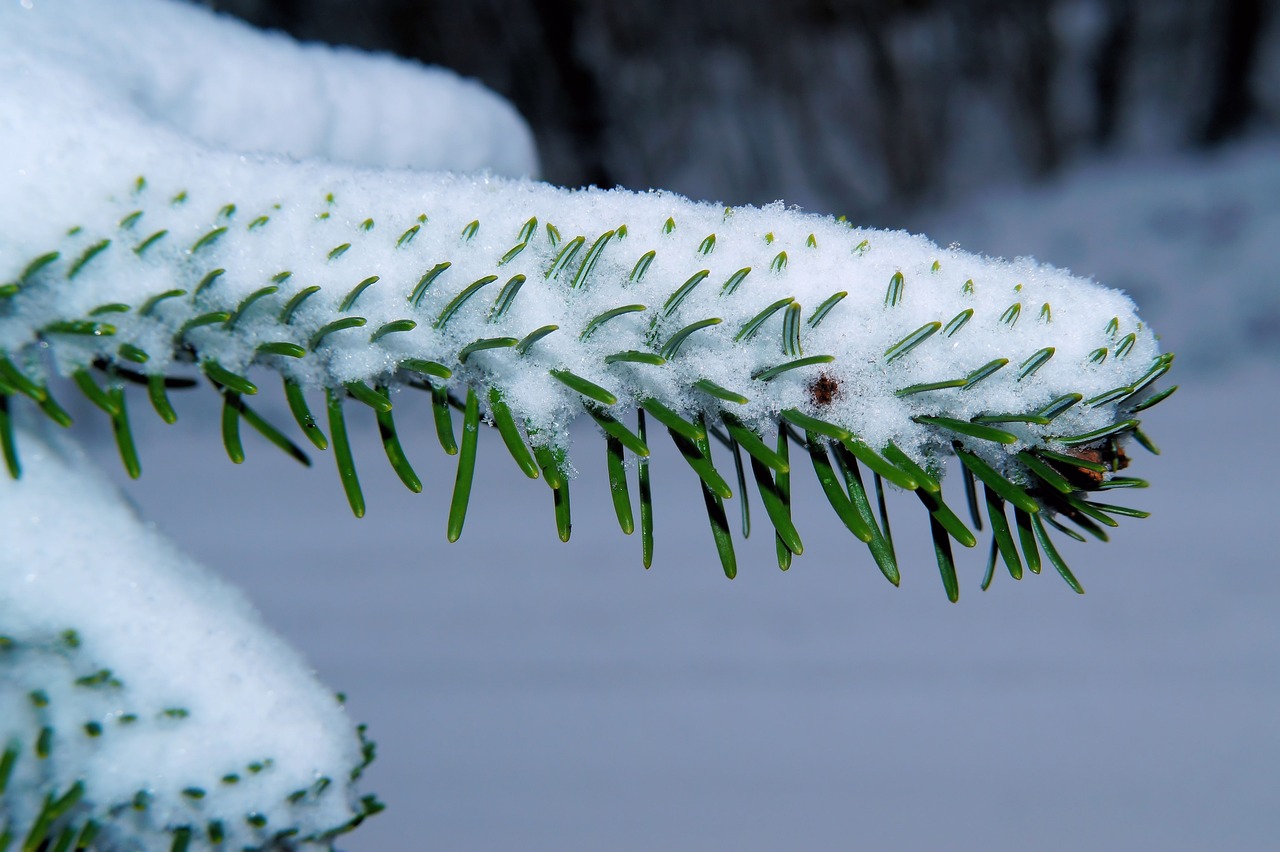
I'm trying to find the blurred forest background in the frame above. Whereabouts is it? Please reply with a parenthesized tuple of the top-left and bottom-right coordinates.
(207, 0, 1276, 219)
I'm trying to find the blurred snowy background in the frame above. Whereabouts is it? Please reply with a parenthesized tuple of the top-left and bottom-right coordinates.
(81, 1, 1280, 848)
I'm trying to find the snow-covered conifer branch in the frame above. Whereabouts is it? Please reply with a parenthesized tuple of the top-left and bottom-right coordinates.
(1, 0, 1175, 847)
(0, 0, 1173, 589)
(0, 164, 1173, 588)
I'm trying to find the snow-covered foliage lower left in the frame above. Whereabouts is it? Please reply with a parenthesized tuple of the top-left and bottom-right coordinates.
(0, 423, 379, 851)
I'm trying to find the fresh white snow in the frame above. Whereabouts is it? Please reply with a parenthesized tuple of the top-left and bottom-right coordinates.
(0, 422, 368, 849)
(0, 0, 537, 179)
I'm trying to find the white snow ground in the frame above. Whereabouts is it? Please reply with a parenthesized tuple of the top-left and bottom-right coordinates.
(84, 140, 1279, 849)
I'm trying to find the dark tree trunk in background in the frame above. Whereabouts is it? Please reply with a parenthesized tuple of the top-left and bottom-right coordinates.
(1009, 4, 1061, 176)
(1200, 0, 1269, 143)
(206, 0, 1279, 219)
(529, 1, 610, 187)
(1093, 0, 1136, 147)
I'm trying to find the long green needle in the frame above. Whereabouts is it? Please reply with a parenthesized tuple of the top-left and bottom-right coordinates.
(1014, 507, 1040, 573)
(147, 374, 178, 424)
(582, 305, 646, 342)
(916, 487, 977, 548)
(283, 379, 327, 450)
(221, 391, 244, 464)
(0, 358, 46, 401)
(110, 388, 141, 479)
(326, 387, 364, 518)
(1046, 514, 1089, 542)
(369, 320, 416, 343)
(660, 269, 710, 317)
(1016, 450, 1074, 494)
(1129, 384, 1178, 413)
(531, 440, 564, 491)
(729, 434, 751, 538)
(549, 369, 617, 406)
(638, 410, 654, 567)
(753, 454, 802, 558)
(1037, 447, 1106, 473)
(735, 297, 794, 342)
(660, 318, 721, 359)
(604, 350, 666, 366)
(447, 388, 481, 542)
(571, 229, 616, 289)
(931, 515, 960, 602)
(309, 316, 366, 350)
(693, 379, 749, 405)
(805, 434, 873, 542)
(832, 444, 899, 585)
(549, 444, 572, 542)
(202, 361, 256, 396)
(884, 321, 938, 363)
(232, 396, 311, 467)
(874, 473, 895, 560)
(779, 408, 848, 440)
(981, 538, 999, 591)
(747, 434, 798, 560)
(960, 461, 982, 531)
(409, 262, 450, 307)
(721, 413, 788, 473)
(693, 422, 736, 578)
(774, 432, 793, 570)
(751, 354, 834, 382)
(434, 275, 498, 328)
(1086, 500, 1150, 518)
(399, 359, 452, 380)
(515, 325, 558, 355)
(840, 437, 917, 490)
(955, 447, 1039, 514)
(1033, 514, 1084, 594)
(1055, 420, 1140, 447)
(431, 384, 458, 454)
(639, 398, 704, 442)
(0, 395, 20, 478)
(255, 341, 306, 358)
(343, 380, 392, 413)
(73, 369, 118, 415)
(669, 428, 732, 499)
(983, 486, 1023, 580)
(606, 435, 634, 535)
(586, 406, 649, 456)
(914, 415, 1018, 445)
(883, 442, 939, 493)
(487, 388, 539, 478)
(375, 387, 421, 492)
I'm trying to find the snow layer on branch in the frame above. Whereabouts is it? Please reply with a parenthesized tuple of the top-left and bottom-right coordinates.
(0, 422, 369, 849)
(0, 0, 1161, 470)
